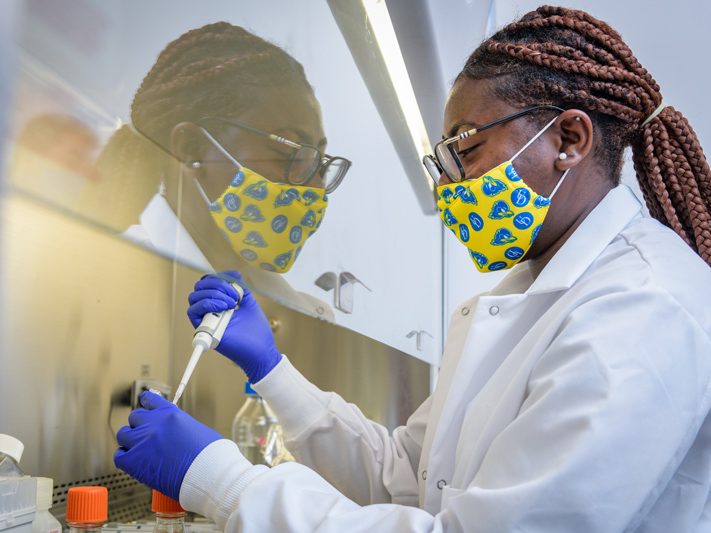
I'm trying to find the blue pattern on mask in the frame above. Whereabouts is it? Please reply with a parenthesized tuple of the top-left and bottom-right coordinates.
(274, 188, 301, 207)
(530, 224, 542, 245)
(301, 209, 317, 228)
(482, 175, 509, 196)
(225, 216, 242, 233)
(470, 251, 488, 268)
(534, 196, 551, 208)
(510, 188, 531, 207)
(302, 190, 320, 206)
(224, 193, 241, 212)
(244, 181, 269, 200)
(455, 185, 478, 204)
(505, 164, 521, 182)
(468, 212, 484, 231)
(271, 215, 288, 233)
(289, 226, 303, 244)
(231, 171, 246, 187)
(488, 200, 514, 220)
(244, 231, 267, 247)
(274, 251, 293, 269)
(209, 201, 221, 212)
(488, 261, 508, 271)
(504, 246, 525, 260)
(240, 249, 257, 261)
(440, 188, 454, 204)
(240, 205, 265, 222)
(442, 208, 458, 226)
(513, 212, 534, 230)
(491, 228, 517, 246)
(260, 263, 277, 272)
(458, 224, 470, 242)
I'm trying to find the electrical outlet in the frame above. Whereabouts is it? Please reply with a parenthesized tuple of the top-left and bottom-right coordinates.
(131, 379, 172, 409)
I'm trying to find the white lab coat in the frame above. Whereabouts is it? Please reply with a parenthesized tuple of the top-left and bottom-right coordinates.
(179, 185, 711, 532)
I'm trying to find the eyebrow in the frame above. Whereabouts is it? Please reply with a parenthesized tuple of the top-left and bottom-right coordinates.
(446, 120, 482, 138)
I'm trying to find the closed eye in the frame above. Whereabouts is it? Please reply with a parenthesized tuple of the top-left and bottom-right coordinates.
(457, 144, 480, 159)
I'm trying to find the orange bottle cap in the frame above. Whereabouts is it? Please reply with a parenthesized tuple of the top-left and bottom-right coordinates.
(151, 490, 185, 514)
(66, 486, 108, 523)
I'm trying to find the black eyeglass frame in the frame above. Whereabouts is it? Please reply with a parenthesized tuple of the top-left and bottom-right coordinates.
(197, 116, 352, 193)
(422, 104, 565, 184)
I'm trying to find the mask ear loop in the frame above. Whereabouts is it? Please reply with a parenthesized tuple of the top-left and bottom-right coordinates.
(508, 115, 571, 199)
(189, 126, 244, 207)
(547, 168, 570, 200)
(510, 116, 559, 162)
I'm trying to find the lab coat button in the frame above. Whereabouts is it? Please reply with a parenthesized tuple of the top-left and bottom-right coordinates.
(421, 470, 427, 480)
(461, 306, 470, 316)
(436, 479, 447, 490)
(489, 305, 500, 316)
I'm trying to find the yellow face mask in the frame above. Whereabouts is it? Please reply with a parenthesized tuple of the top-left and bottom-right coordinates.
(436, 118, 569, 273)
(208, 167, 327, 273)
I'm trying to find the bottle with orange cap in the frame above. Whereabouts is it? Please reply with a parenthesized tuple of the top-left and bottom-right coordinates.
(65, 486, 108, 533)
(151, 490, 187, 533)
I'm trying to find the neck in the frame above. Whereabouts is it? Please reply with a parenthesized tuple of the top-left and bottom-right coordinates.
(527, 177, 613, 278)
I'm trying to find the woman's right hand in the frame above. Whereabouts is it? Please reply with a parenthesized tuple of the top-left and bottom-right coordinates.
(187, 270, 282, 383)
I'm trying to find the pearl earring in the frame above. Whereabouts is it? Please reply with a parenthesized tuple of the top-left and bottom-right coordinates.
(190, 161, 202, 169)
(558, 152, 568, 160)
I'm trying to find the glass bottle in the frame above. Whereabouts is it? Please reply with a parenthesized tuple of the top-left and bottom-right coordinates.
(231, 381, 290, 466)
(151, 490, 187, 533)
(66, 486, 108, 533)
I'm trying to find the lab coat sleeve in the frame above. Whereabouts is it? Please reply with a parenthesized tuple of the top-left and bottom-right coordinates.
(442, 287, 711, 531)
(251, 356, 431, 506)
(180, 439, 448, 532)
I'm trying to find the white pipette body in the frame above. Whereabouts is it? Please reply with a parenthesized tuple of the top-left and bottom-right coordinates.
(173, 283, 244, 404)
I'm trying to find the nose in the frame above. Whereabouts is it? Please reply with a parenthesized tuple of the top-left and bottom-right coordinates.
(437, 172, 453, 187)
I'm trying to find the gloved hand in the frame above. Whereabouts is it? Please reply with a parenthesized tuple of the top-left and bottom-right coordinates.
(187, 270, 281, 383)
(114, 391, 222, 501)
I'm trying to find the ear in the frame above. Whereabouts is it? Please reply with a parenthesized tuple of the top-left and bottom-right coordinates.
(554, 110, 593, 172)
(169, 122, 206, 166)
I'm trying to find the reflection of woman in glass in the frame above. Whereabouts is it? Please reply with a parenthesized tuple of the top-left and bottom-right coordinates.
(91, 22, 349, 317)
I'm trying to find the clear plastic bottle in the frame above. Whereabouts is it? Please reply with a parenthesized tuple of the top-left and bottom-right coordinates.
(65, 486, 108, 533)
(0, 434, 25, 477)
(151, 490, 187, 533)
(231, 382, 291, 466)
(31, 478, 61, 533)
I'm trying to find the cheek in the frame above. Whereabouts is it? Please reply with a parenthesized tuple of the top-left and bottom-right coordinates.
(462, 147, 510, 180)
(509, 149, 554, 196)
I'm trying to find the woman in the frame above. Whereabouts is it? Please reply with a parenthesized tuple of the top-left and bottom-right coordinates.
(115, 7, 711, 531)
(85, 22, 349, 318)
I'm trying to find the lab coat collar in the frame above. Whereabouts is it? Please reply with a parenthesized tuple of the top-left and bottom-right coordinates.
(526, 184, 642, 295)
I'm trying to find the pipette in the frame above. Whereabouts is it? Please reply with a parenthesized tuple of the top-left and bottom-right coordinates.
(173, 282, 244, 404)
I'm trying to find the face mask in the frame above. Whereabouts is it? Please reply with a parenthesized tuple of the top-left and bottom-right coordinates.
(436, 118, 569, 273)
(191, 130, 327, 273)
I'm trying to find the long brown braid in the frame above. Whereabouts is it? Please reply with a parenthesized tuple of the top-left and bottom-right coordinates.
(87, 22, 313, 228)
(456, 5, 711, 265)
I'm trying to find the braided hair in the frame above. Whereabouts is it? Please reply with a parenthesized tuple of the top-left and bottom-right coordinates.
(457, 5, 711, 265)
(89, 22, 313, 228)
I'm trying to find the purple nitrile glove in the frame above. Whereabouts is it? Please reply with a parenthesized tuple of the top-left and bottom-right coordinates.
(187, 270, 281, 383)
(114, 391, 222, 500)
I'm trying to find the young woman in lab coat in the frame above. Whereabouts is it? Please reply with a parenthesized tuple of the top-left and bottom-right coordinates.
(116, 6, 711, 531)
